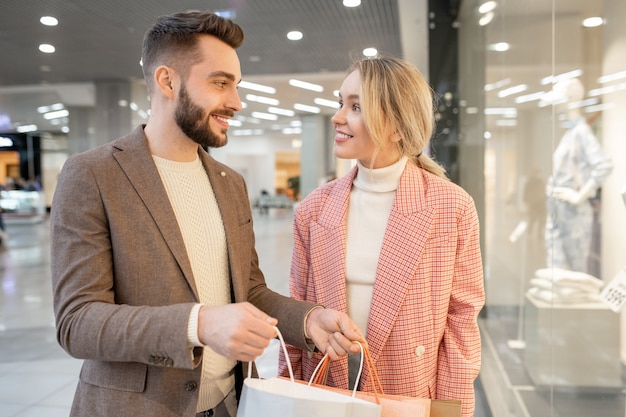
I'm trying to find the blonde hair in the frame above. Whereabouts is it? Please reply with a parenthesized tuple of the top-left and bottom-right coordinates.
(349, 56, 447, 179)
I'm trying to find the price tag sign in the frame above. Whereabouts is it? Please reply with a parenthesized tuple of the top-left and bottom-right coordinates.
(599, 269, 626, 313)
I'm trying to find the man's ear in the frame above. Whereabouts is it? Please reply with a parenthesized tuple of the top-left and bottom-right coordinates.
(154, 66, 176, 99)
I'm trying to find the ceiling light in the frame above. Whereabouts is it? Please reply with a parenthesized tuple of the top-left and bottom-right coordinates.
(478, 1, 497, 14)
(314, 98, 340, 108)
(233, 129, 264, 136)
(246, 94, 279, 106)
(363, 47, 378, 57)
(287, 31, 303, 41)
(17, 124, 38, 133)
(598, 70, 626, 84)
(268, 107, 295, 117)
(497, 84, 528, 98)
(43, 109, 69, 120)
(289, 79, 324, 92)
(479, 12, 494, 26)
(214, 9, 236, 19)
(40, 16, 58, 26)
(514, 91, 546, 104)
(540, 69, 583, 85)
(484, 107, 517, 117)
(343, 0, 361, 7)
(239, 81, 276, 94)
(282, 127, 302, 135)
(488, 42, 509, 52)
(294, 103, 321, 113)
(582, 17, 604, 28)
(37, 103, 64, 113)
(251, 112, 278, 121)
(39, 44, 55, 53)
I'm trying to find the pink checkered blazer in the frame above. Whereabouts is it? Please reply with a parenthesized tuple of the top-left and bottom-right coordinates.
(280, 161, 485, 417)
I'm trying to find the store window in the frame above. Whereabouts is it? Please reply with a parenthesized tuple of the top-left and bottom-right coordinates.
(459, 1, 626, 415)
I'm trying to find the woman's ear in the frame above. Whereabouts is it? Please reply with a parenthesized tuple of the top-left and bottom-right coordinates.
(390, 130, 402, 143)
(154, 65, 176, 99)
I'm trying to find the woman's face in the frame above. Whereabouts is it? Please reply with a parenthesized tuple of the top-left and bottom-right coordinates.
(331, 70, 399, 168)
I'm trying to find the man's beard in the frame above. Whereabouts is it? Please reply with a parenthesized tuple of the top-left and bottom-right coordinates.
(174, 83, 231, 148)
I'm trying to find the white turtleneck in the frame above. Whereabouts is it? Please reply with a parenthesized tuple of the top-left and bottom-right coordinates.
(346, 156, 408, 336)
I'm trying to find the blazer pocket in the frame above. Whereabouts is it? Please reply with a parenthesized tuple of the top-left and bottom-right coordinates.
(80, 360, 147, 392)
(429, 233, 453, 248)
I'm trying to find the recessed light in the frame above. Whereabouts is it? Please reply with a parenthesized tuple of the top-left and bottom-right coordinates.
(343, 0, 361, 7)
(478, 1, 497, 14)
(39, 44, 55, 53)
(363, 47, 378, 57)
(288, 79, 324, 92)
(287, 31, 303, 41)
(239, 81, 276, 94)
(294, 103, 321, 113)
(40, 16, 58, 26)
(582, 17, 605, 28)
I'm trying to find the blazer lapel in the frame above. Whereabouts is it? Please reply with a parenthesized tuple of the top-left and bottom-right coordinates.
(200, 151, 248, 303)
(309, 169, 356, 312)
(366, 164, 435, 361)
(112, 126, 198, 299)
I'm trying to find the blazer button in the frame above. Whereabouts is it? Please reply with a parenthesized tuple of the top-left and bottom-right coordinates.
(414, 346, 426, 357)
(185, 381, 198, 392)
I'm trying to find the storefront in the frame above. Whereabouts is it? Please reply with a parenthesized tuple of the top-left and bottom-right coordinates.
(457, 1, 626, 415)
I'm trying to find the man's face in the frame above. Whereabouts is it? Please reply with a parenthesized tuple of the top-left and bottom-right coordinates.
(174, 35, 242, 148)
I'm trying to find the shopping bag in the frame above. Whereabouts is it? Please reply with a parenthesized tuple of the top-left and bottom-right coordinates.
(236, 328, 381, 417)
(306, 346, 430, 417)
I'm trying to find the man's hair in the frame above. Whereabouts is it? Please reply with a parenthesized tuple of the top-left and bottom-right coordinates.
(141, 11, 244, 93)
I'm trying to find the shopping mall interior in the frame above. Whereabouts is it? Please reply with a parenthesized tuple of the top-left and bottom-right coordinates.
(1, 1, 626, 416)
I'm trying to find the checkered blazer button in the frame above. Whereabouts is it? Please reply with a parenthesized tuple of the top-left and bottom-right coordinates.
(414, 346, 426, 357)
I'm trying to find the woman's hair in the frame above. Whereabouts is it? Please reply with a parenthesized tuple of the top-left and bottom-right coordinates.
(141, 11, 244, 93)
(349, 56, 447, 179)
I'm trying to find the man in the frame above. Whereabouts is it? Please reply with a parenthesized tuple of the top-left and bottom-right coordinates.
(50, 11, 363, 417)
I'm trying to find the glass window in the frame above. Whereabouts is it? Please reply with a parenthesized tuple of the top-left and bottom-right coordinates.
(459, 1, 626, 415)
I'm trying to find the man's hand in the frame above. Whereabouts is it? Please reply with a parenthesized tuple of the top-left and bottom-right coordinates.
(197, 302, 277, 362)
(306, 307, 365, 360)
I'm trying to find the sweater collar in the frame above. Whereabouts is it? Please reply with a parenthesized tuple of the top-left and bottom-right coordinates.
(353, 156, 408, 192)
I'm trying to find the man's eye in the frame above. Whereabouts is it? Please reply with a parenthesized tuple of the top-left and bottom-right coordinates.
(215, 81, 226, 88)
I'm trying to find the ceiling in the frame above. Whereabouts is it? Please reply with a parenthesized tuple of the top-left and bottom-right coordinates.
(0, 0, 409, 137)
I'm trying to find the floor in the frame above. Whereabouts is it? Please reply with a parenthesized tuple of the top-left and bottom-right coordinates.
(0, 208, 622, 416)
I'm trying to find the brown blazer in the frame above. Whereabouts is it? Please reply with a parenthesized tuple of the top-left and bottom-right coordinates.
(51, 125, 315, 416)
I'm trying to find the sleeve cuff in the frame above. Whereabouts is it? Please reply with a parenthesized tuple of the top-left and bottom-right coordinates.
(187, 303, 204, 348)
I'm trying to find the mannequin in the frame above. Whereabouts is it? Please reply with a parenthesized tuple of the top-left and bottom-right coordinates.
(545, 78, 613, 274)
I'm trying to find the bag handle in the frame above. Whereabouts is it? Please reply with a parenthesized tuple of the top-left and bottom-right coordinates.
(246, 326, 294, 382)
(308, 342, 383, 404)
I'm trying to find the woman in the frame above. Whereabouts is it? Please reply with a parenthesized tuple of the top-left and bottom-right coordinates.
(280, 56, 485, 417)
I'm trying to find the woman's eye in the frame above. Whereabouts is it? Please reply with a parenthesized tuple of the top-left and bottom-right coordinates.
(352, 104, 361, 111)
(338, 101, 344, 109)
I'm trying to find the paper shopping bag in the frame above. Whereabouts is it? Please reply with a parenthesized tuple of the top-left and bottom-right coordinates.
(305, 345, 431, 417)
(236, 328, 381, 417)
(237, 377, 381, 417)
